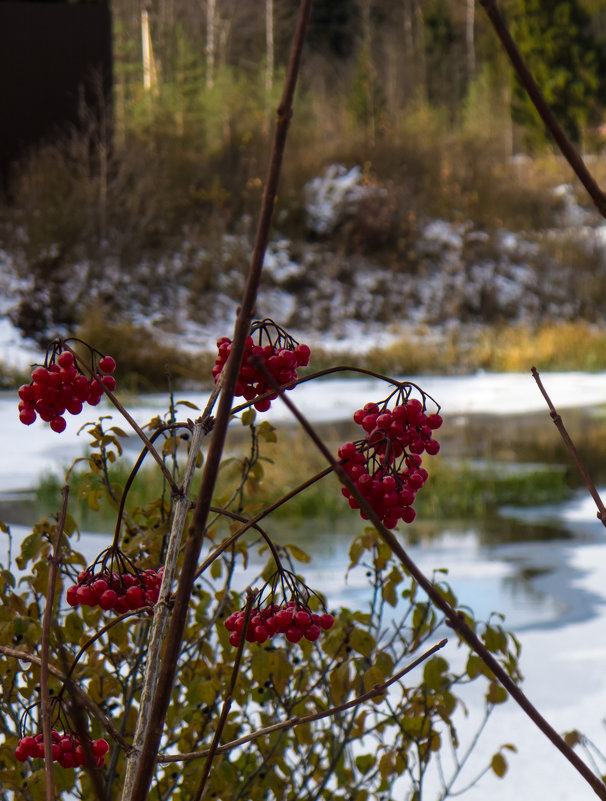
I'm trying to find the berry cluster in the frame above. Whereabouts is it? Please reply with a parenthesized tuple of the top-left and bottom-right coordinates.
(18, 345, 116, 433)
(339, 392, 442, 529)
(224, 601, 335, 646)
(66, 568, 163, 614)
(15, 732, 109, 768)
(212, 320, 310, 412)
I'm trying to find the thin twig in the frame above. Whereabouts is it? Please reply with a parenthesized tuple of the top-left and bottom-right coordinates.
(40, 485, 69, 801)
(479, 0, 606, 219)
(262, 366, 606, 801)
(56, 632, 107, 801)
(158, 638, 448, 763)
(192, 587, 257, 801)
(532, 367, 606, 526)
(62, 342, 180, 495)
(195, 465, 334, 578)
(129, 5, 313, 798)
(0, 645, 130, 750)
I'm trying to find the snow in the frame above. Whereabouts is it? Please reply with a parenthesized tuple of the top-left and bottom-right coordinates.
(1, 368, 606, 495)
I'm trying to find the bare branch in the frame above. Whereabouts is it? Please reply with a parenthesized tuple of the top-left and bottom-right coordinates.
(40, 484, 69, 801)
(128, 5, 314, 798)
(479, 0, 606, 218)
(158, 638, 448, 763)
(532, 367, 606, 527)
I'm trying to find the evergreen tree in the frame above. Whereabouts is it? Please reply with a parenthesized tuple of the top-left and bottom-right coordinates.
(506, 0, 606, 147)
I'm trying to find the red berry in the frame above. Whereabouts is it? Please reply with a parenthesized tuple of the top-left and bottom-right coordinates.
(19, 408, 37, 425)
(427, 413, 443, 430)
(285, 626, 304, 643)
(99, 589, 118, 610)
(98, 356, 116, 374)
(92, 738, 109, 756)
(57, 351, 74, 369)
(319, 613, 335, 630)
(294, 610, 312, 629)
(101, 375, 116, 392)
(304, 624, 321, 641)
(425, 439, 440, 455)
(66, 585, 80, 607)
(31, 367, 50, 384)
(50, 416, 67, 433)
(402, 506, 416, 524)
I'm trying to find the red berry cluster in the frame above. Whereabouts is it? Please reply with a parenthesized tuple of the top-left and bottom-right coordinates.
(224, 601, 335, 646)
(212, 320, 311, 412)
(339, 394, 443, 529)
(18, 348, 117, 433)
(15, 731, 109, 768)
(66, 568, 163, 614)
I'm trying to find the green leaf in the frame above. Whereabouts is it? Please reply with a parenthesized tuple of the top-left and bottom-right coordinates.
(350, 627, 376, 657)
(355, 754, 375, 775)
(374, 650, 394, 680)
(348, 537, 365, 567)
(175, 401, 199, 411)
(64, 612, 84, 644)
(379, 751, 395, 781)
(210, 559, 222, 579)
(16, 532, 42, 569)
(257, 421, 277, 442)
(382, 580, 397, 607)
(284, 544, 311, 563)
(423, 656, 449, 691)
(363, 666, 385, 697)
(486, 681, 508, 705)
(329, 662, 351, 704)
(491, 752, 507, 778)
(241, 408, 256, 426)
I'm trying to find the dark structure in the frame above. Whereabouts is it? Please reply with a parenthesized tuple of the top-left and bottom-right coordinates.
(0, 1, 112, 193)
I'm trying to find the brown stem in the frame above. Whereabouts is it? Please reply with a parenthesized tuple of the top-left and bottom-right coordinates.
(532, 367, 606, 526)
(62, 343, 180, 495)
(230, 365, 442, 417)
(479, 0, 606, 218)
(129, 5, 313, 799)
(265, 370, 606, 801)
(195, 465, 334, 578)
(56, 633, 107, 801)
(0, 645, 130, 750)
(158, 638, 448, 763)
(66, 609, 152, 683)
(40, 485, 69, 801)
(191, 587, 257, 801)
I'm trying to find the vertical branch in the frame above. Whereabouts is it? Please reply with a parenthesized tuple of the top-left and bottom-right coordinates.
(129, 4, 313, 800)
(191, 587, 257, 801)
(479, 0, 606, 218)
(120, 419, 207, 801)
(40, 485, 69, 801)
(532, 367, 606, 526)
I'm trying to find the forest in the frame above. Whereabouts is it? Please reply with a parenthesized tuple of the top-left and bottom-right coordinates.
(3, 0, 606, 386)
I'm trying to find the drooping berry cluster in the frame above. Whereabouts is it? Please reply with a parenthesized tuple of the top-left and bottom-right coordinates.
(212, 319, 310, 412)
(66, 567, 163, 614)
(15, 731, 109, 768)
(18, 340, 117, 433)
(224, 600, 335, 647)
(339, 389, 442, 529)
